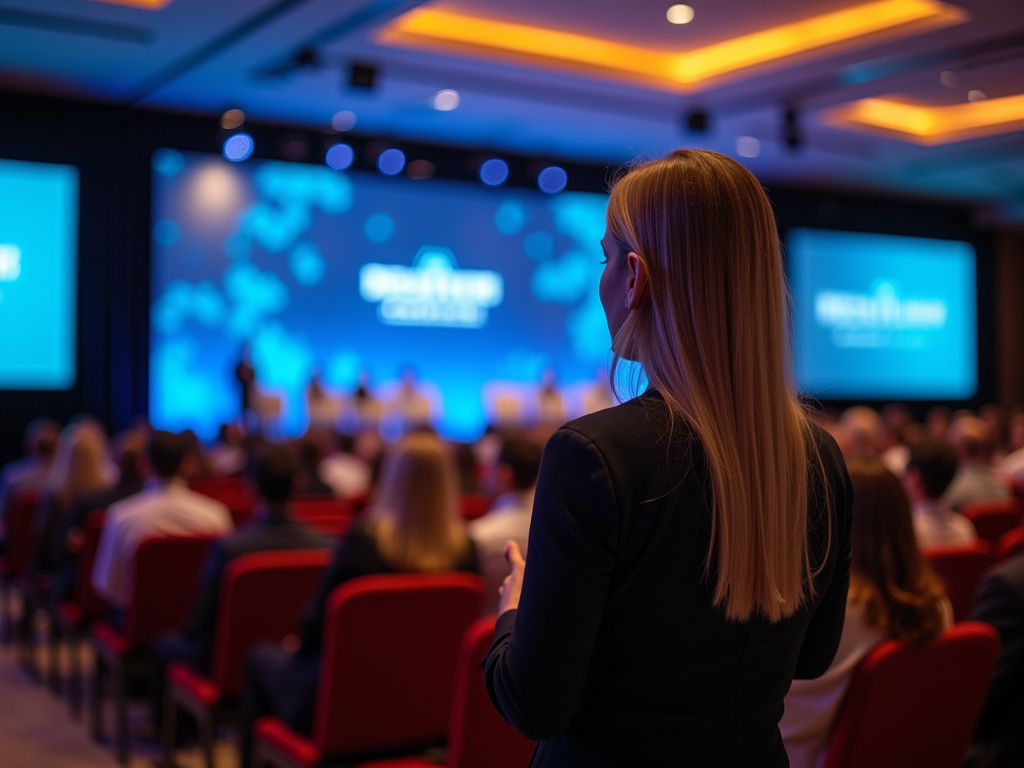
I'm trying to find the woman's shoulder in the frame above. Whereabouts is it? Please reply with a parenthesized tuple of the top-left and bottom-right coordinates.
(557, 392, 686, 454)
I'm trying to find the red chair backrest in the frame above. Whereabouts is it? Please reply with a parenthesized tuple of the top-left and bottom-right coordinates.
(822, 621, 1000, 768)
(924, 542, 995, 622)
(123, 535, 216, 648)
(212, 549, 331, 697)
(190, 476, 246, 495)
(313, 572, 484, 757)
(996, 526, 1024, 562)
(447, 616, 536, 768)
(74, 510, 110, 621)
(292, 500, 356, 538)
(459, 495, 490, 522)
(1, 488, 40, 579)
(190, 480, 255, 525)
(961, 498, 1024, 544)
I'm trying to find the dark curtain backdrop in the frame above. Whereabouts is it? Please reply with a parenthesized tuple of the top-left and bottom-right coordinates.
(0, 90, 1001, 465)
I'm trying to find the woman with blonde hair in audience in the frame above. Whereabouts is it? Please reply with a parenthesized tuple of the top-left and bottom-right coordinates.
(238, 429, 478, 768)
(33, 417, 115, 572)
(781, 458, 951, 768)
(484, 149, 853, 766)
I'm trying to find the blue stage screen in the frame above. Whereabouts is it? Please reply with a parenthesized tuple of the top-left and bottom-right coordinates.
(0, 159, 78, 390)
(150, 150, 612, 440)
(788, 227, 977, 400)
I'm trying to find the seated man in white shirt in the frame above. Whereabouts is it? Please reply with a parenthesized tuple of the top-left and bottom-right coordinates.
(92, 431, 233, 610)
(468, 434, 542, 614)
(904, 436, 977, 550)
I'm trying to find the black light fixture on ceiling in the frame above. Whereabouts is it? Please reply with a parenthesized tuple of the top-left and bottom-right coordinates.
(685, 109, 710, 134)
(349, 62, 378, 90)
(783, 107, 802, 151)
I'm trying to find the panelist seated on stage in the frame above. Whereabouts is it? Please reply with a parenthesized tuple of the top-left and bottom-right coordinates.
(149, 444, 331, 726)
(904, 436, 978, 551)
(469, 434, 543, 614)
(91, 431, 233, 610)
(237, 431, 478, 768)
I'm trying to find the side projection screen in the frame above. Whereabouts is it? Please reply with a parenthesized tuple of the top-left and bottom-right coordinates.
(150, 150, 611, 440)
(0, 159, 79, 390)
(788, 227, 977, 401)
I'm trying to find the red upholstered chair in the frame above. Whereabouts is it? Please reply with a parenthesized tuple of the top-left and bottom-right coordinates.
(961, 497, 1024, 544)
(924, 542, 996, 622)
(291, 500, 356, 538)
(50, 509, 109, 715)
(0, 488, 40, 645)
(163, 548, 330, 768)
(459, 495, 491, 522)
(90, 535, 216, 765)
(190, 479, 256, 527)
(254, 572, 485, 768)
(996, 526, 1024, 562)
(358, 616, 537, 768)
(820, 621, 1000, 768)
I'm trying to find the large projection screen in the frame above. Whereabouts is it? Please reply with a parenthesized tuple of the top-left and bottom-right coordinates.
(788, 227, 977, 401)
(0, 159, 79, 390)
(150, 149, 611, 440)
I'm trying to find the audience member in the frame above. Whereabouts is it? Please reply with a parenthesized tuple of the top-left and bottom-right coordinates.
(317, 432, 371, 500)
(999, 411, 1024, 486)
(34, 418, 116, 573)
(781, 459, 951, 768)
(208, 423, 246, 477)
(965, 551, 1024, 768)
(179, 429, 215, 481)
(926, 405, 952, 439)
(942, 416, 1012, 512)
(0, 418, 60, 515)
(839, 406, 885, 460)
(904, 436, 977, 549)
(294, 433, 334, 497)
(238, 431, 478, 768)
(91, 431, 233, 610)
(468, 434, 542, 613)
(149, 444, 330, 726)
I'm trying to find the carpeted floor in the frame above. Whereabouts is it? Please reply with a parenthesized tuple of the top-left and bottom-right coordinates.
(0, 608, 239, 768)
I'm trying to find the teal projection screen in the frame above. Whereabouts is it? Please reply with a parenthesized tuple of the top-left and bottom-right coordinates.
(0, 159, 79, 390)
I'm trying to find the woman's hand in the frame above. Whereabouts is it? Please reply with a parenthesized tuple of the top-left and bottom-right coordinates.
(497, 539, 526, 615)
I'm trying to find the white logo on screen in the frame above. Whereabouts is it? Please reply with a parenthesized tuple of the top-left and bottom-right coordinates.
(0, 244, 21, 282)
(359, 246, 504, 329)
(814, 281, 947, 348)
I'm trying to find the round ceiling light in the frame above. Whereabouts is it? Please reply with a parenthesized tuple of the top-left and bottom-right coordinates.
(666, 4, 695, 24)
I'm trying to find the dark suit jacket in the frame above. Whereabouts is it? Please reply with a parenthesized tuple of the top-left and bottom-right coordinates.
(184, 512, 332, 640)
(966, 552, 1024, 768)
(484, 392, 853, 768)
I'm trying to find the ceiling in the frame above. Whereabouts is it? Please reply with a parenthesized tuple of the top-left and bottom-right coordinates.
(1, 0, 1023, 221)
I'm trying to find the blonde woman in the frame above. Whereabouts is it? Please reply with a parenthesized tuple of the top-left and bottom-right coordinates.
(34, 417, 115, 571)
(239, 430, 478, 768)
(484, 150, 853, 767)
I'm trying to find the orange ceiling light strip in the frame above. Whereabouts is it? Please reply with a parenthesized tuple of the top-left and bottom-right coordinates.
(86, 0, 174, 9)
(823, 93, 1024, 145)
(377, 0, 968, 90)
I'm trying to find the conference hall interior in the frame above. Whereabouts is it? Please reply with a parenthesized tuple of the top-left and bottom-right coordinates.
(1, 0, 1023, 766)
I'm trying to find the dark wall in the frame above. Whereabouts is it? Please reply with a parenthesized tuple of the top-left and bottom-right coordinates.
(0, 89, 1010, 465)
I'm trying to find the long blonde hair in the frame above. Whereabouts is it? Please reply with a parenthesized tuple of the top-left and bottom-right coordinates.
(47, 418, 112, 509)
(607, 149, 823, 622)
(369, 431, 470, 572)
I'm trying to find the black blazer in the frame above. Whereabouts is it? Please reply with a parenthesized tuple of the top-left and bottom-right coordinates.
(484, 392, 853, 768)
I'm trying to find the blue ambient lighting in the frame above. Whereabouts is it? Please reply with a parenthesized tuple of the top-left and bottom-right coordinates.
(325, 143, 354, 171)
(479, 158, 510, 186)
(223, 133, 254, 162)
(377, 148, 406, 176)
(537, 166, 568, 194)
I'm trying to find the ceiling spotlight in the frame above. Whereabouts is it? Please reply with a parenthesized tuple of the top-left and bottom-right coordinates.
(331, 110, 356, 131)
(967, 90, 987, 102)
(350, 62, 378, 90)
(479, 158, 509, 186)
(377, 148, 406, 176)
(325, 143, 354, 170)
(939, 70, 957, 88)
(223, 133, 254, 162)
(537, 166, 568, 194)
(666, 4, 695, 24)
(432, 89, 461, 111)
(220, 109, 245, 130)
(685, 109, 709, 133)
(783, 108, 802, 151)
(736, 136, 760, 158)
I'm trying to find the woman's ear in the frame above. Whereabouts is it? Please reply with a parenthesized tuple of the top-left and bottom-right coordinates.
(625, 252, 648, 310)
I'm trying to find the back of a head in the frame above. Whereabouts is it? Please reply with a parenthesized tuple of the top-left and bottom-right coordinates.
(907, 436, 958, 500)
(255, 443, 295, 505)
(948, 415, 992, 463)
(373, 432, 466, 571)
(49, 419, 111, 501)
(847, 459, 946, 645)
(148, 431, 185, 480)
(606, 149, 814, 622)
(114, 428, 148, 482)
(25, 418, 60, 460)
(498, 435, 543, 491)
